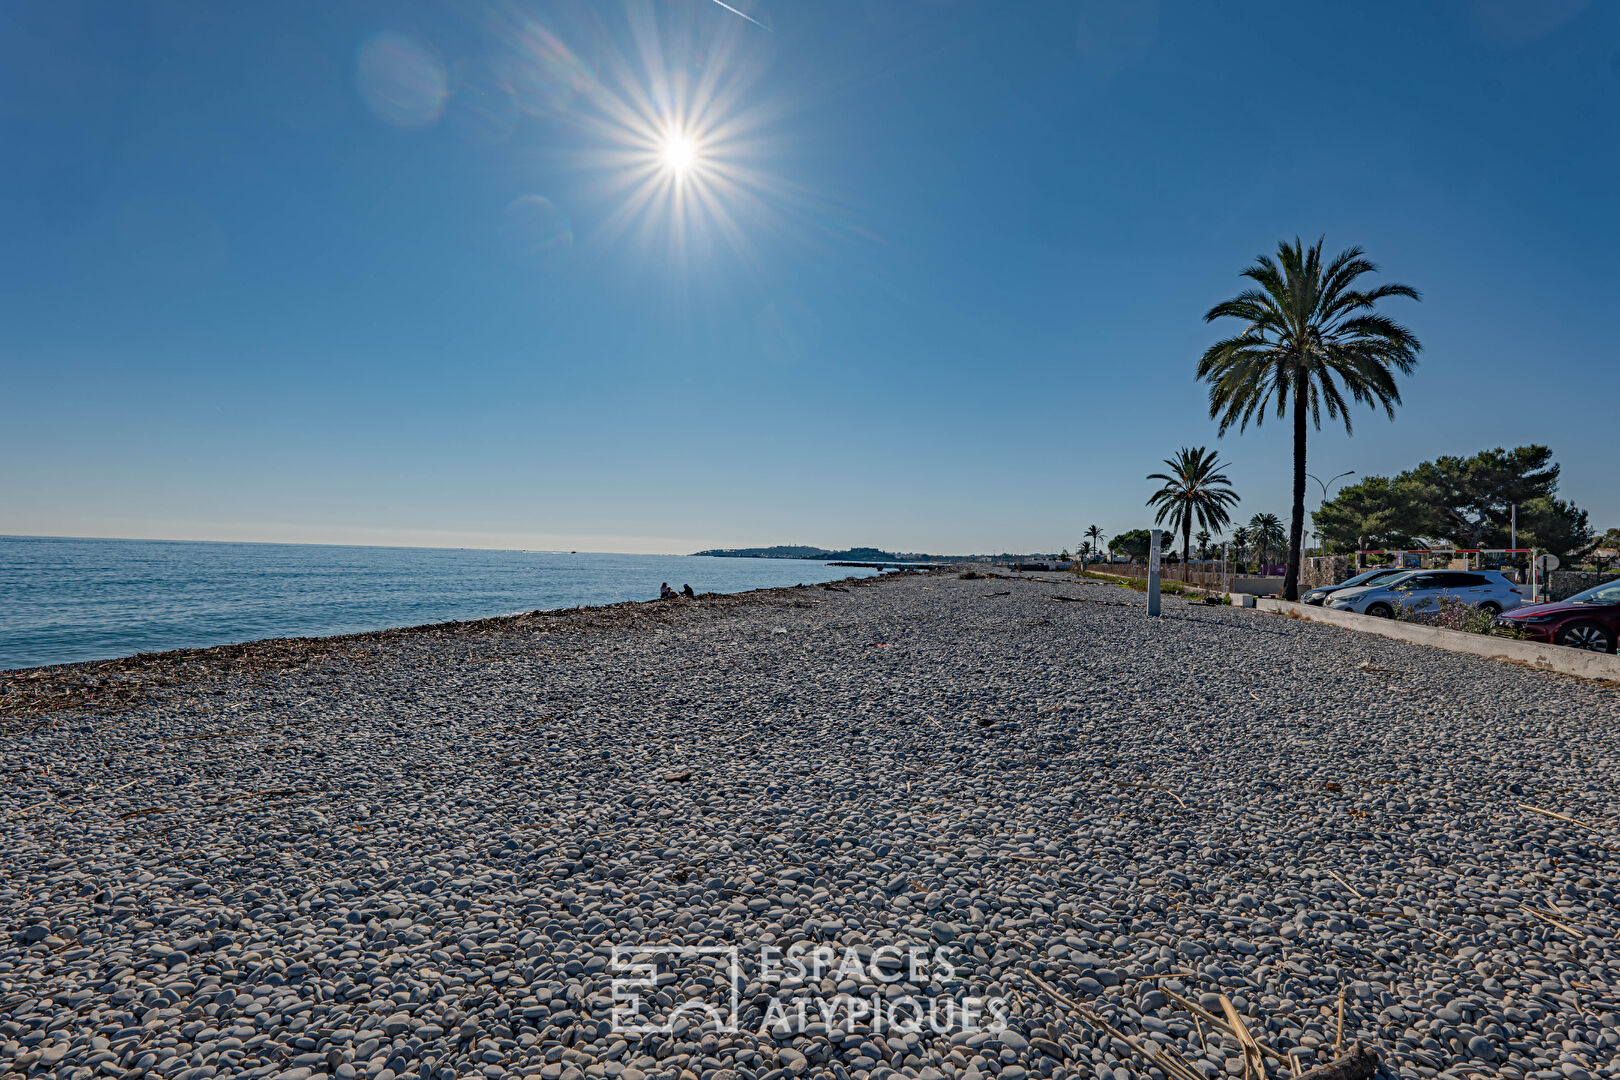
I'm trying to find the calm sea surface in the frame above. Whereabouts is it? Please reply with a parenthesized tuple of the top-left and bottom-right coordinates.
(0, 536, 880, 671)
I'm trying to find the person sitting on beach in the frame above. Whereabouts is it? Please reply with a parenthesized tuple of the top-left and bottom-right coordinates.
(682, 584, 695, 598)
(660, 582, 677, 600)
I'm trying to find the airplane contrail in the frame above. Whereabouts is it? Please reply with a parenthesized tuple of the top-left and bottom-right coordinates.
(705, 0, 770, 31)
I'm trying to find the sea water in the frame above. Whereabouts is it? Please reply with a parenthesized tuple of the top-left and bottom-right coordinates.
(0, 536, 879, 670)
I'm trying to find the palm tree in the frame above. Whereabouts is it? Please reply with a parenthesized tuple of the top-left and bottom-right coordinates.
(1077, 540, 1094, 566)
(1146, 447, 1241, 578)
(1231, 525, 1250, 567)
(1084, 524, 1104, 561)
(1198, 237, 1421, 599)
(1195, 529, 1211, 561)
(1249, 512, 1285, 569)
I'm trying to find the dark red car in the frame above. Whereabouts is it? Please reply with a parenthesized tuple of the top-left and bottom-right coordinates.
(1497, 578, 1620, 652)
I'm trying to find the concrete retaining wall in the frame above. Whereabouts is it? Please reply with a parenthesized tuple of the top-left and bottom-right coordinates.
(1228, 575, 1284, 596)
(1254, 599, 1620, 681)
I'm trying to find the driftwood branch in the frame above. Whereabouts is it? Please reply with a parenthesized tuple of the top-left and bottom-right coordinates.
(1322, 868, 1366, 900)
(1036, 975, 1378, 1080)
(1110, 779, 1190, 809)
(1158, 986, 1288, 1064)
(1294, 1044, 1378, 1080)
(1518, 803, 1606, 836)
(1023, 972, 1205, 1080)
(1219, 994, 1262, 1080)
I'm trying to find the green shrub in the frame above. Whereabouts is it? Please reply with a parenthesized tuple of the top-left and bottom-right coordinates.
(1392, 595, 1520, 637)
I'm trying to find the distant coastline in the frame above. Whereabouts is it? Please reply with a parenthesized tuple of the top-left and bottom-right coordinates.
(691, 544, 1066, 564)
(691, 544, 937, 563)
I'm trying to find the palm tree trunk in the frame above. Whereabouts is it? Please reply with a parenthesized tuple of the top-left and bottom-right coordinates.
(1284, 370, 1308, 601)
(1182, 519, 1192, 581)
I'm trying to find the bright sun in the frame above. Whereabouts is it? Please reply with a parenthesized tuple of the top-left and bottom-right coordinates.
(659, 130, 698, 176)
(580, 7, 778, 261)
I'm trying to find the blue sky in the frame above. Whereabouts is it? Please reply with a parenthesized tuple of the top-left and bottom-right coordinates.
(3, 0, 1616, 554)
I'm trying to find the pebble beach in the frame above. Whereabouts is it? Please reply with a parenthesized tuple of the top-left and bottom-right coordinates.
(3, 569, 1619, 1080)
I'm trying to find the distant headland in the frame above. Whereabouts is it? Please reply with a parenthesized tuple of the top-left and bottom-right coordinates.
(691, 545, 933, 562)
(690, 545, 1064, 564)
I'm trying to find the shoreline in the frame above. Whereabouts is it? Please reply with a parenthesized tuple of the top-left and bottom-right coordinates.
(0, 569, 926, 721)
(0, 538, 885, 676)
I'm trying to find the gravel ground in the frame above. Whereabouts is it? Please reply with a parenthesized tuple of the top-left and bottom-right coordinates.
(4, 569, 1620, 1080)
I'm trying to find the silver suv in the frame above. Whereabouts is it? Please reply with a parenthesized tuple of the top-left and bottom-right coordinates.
(1326, 570, 1523, 617)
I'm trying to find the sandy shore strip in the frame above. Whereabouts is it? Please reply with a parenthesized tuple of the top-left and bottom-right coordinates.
(3, 569, 1619, 1080)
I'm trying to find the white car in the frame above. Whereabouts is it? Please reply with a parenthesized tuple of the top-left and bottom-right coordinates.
(1299, 567, 1412, 606)
(1326, 570, 1523, 618)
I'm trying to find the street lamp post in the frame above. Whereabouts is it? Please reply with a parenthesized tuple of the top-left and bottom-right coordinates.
(1306, 469, 1356, 503)
(1305, 470, 1355, 557)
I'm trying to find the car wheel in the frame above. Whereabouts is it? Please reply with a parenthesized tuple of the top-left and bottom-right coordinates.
(1555, 621, 1614, 653)
(1478, 602, 1502, 615)
(1364, 602, 1393, 618)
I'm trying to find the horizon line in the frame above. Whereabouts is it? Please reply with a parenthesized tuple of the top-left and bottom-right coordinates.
(0, 532, 958, 559)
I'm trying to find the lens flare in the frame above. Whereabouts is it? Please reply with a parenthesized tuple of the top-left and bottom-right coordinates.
(501, 195, 573, 265)
(494, 20, 595, 118)
(355, 31, 448, 129)
(445, 62, 520, 145)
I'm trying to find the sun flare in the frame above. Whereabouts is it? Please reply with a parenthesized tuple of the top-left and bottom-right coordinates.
(660, 130, 699, 176)
(546, 3, 797, 262)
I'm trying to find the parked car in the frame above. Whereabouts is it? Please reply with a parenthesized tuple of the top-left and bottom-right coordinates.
(1300, 568, 1412, 606)
(1494, 578, 1620, 652)
(1326, 570, 1523, 617)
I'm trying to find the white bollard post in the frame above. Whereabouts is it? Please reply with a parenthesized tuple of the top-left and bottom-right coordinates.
(1147, 529, 1162, 616)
